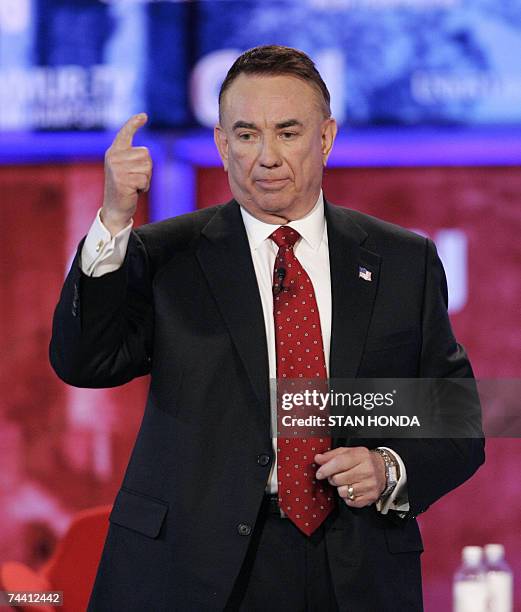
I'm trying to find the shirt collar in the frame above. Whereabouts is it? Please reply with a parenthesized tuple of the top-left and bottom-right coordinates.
(240, 191, 325, 252)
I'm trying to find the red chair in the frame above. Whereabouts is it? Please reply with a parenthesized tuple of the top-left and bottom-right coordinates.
(0, 505, 111, 612)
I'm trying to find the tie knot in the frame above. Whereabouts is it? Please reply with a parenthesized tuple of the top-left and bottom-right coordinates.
(270, 226, 301, 248)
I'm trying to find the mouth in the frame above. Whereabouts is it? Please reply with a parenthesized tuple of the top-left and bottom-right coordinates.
(255, 178, 290, 191)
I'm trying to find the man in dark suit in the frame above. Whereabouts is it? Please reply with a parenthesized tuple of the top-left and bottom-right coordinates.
(50, 45, 484, 611)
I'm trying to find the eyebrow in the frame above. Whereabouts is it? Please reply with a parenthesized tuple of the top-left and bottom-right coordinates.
(232, 119, 304, 131)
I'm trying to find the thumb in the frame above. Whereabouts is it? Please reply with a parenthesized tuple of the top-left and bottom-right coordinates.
(111, 113, 148, 150)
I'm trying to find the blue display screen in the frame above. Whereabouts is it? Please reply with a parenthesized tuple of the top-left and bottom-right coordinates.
(1, 0, 520, 130)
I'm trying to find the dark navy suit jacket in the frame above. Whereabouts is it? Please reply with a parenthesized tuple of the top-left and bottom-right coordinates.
(50, 199, 485, 611)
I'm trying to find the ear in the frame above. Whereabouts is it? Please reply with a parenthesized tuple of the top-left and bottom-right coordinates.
(321, 118, 337, 167)
(214, 124, 229, 172)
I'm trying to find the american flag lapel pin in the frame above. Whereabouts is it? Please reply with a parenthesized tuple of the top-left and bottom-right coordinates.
(358, 266, 372, 282)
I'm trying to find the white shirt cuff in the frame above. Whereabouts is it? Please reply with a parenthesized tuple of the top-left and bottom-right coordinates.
(81, 208, 133, 277)
(375, 446, 410, 516)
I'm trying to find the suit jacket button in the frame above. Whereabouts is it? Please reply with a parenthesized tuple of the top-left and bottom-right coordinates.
(237, 523, 251, 536)
(257, 454, 271, 467)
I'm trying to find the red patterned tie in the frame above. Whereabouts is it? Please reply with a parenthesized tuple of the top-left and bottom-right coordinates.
(271, 226, 334, 536)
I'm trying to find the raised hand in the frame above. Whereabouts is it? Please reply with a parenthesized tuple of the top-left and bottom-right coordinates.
(101, 113, 151, 235)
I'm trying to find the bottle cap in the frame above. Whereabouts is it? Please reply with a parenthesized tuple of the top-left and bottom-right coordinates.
(462, 545, 483, 566)
(484, 544, 504, 563)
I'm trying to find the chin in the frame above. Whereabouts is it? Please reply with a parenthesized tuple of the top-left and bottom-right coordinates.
(256, 193, 293, 212)
(236, 189, 296, 220)
(259, 200, 289, 213)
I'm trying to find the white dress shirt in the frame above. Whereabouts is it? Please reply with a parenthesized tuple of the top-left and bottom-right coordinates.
(81, 193, 409, 515)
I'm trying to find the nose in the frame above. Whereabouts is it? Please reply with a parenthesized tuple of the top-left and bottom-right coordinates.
(258, 134, 282, 169)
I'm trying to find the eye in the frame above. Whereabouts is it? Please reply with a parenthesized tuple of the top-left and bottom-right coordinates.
(281, 131, 297, 140)
(238, 132, 254, 141)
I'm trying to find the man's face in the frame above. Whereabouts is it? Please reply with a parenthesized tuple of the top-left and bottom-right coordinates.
(214, 73, 337, 223)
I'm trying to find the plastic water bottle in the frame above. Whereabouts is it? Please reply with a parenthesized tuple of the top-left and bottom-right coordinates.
(453, 546, 488, 612)
(484, 544, 513, 612)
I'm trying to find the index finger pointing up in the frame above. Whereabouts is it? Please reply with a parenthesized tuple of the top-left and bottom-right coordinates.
(111, 113, 148, 150)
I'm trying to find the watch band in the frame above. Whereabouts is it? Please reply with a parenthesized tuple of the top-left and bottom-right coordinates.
(372, 448, 399, 500)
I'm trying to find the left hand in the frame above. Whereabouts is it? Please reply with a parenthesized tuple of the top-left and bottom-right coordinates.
(315, 446, 386, 508)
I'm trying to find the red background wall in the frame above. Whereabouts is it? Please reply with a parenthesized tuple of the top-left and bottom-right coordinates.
(0, 164, 149, 569)
(197, 165, 521, 610)
(1, 163, 519, 610)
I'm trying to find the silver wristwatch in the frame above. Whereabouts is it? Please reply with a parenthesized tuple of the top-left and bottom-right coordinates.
(372, 448, 399, 500)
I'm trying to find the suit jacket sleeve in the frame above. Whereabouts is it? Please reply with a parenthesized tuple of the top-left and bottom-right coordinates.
(49, 231, 153, 388)
(382, 238, 485, 521)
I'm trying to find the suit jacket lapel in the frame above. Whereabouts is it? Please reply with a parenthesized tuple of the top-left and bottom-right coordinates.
(326, 201, 381, 380)
(196, 200, 270, 425)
